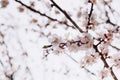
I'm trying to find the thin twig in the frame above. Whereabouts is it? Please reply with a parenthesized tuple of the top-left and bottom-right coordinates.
(50, 0, 84, 33)
(14, 0, 74, 28)
(110, 45, 120, 51)
(88, 3, 94, 25)
(105, 11, 116, 26)
(15, 0, 56, 20)
(103, 1, 117, 26)
(64, 53, 96, 76)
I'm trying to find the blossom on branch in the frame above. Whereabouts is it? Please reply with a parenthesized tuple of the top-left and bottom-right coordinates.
(81, 51, 99, 66)
(111, 54, 120, 69)
(99, 68, 109, 79)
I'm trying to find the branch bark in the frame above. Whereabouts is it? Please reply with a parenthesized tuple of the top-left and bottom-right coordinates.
(93, 44, 118, 80)
(50, 0, 84, 33)
(14, 0, 74, 28)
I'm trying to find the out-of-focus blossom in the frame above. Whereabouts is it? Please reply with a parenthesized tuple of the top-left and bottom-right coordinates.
(48, 34, 65, 54)
(98, 43, 109, 54)
(48, 34, 62, 46)
(67, 43, 80, 53)
(80, 33, 94, 49)
(52, 46, 65, 55)
(111, 54, 120, 68)
(0, 32, 4, 44)
(99, 68, 109, 79)
(67, 33, 94, 52)
(81, 52, 99, 66)
(90, 0, 96, 3)
(1, 0, 9, 8)
(18, 6, 25, 13)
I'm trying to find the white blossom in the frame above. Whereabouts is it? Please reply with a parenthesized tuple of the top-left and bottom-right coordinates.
(111, 54, 120, 68)
(48, 34, 62, 46)
(99, 68, 109, 79)
(98, 43, 109, 54)
(67, 33, 94, 52)
(80, 33, 94, 49)
(81, 52, 99, 66)
(67, 43, 80, 53)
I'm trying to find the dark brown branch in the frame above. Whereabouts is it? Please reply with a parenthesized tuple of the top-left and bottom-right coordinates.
(50, 0, 84, 33)
(103, 1, 117, 27)
(14, 0, 74, 28)
(43, 39, 90, 49)
(87, 2, 118, 79)
(88, 3, 94, 26)
(8, 74, 14, 80)
(110, 67, 118, 80)
(93, 44, 109, 68)
(15, 0, 56, 21)
(93, 44, 118, 80)
(86, 1, 94, 31)
(105, 11, 116, 26)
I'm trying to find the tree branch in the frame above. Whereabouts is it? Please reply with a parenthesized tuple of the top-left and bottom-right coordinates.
(14, 0, 74, 28)
(50, 0, 84, 33)
(88, 2, 94, 26)
(93, 44, 118, 80)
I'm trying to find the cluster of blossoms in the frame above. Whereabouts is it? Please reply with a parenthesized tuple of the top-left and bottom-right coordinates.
(45, 33, 94, 54)
(96, 31, 113, 45)
(99, 68, 110, 79)
(98, 43, 109, 57)
(109, 54, 120, 69)
(81, 51, 99, 66)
